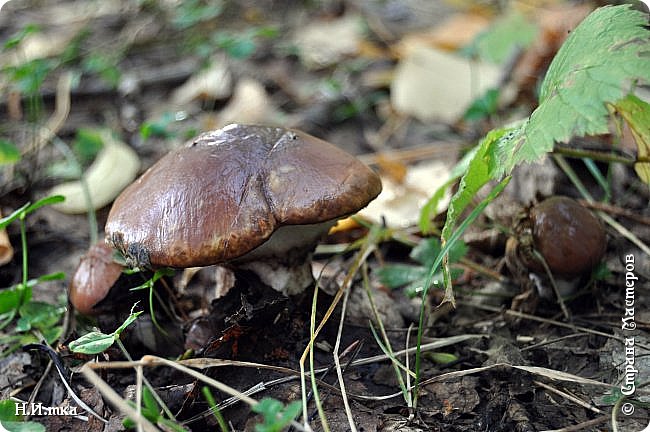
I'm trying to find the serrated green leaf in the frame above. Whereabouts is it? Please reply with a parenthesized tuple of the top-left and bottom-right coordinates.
(442, 127, 508, 242)
(419, 146, 479, 234)
(612, 94, 650, 184)
(68, 331, 115, 354)
(497, 5, 650, 173)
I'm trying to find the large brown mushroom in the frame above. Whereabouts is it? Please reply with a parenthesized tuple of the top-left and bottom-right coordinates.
(105, 124, 381, 295)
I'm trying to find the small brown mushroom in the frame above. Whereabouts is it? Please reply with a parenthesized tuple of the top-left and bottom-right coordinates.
(527, 196, 606, 278)
(105, 124, 382, 295)
(69, 242, 123, 315)
(507, 196, 606, 280)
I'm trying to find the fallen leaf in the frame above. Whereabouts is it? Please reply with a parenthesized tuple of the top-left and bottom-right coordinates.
(170, 57, 232, 106)
(209, 78, 283, 127)
(49, 132, 140, 214)
(293, 14, 363, 69)
(394, 13, 490, 55)
(360, 159, 453, 228)
(391, 45, 502, 123)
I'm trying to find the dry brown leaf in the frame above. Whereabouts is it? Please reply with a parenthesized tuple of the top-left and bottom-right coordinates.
(394, 13, 490, 56)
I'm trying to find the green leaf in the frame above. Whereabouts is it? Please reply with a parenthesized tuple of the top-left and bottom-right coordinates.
(113, 308, 142, 337)
(82, 54, 121, 87)
(252, 398, 301, 432)
(497, 5, 650, 174)
(0, 202, 30, 230)
(425, 352, 458, 365)
(442, 127, 509, 244)
(0, 420, 46, 432)
(69, 304, 141, 354)
(0, 289, 23, 315)
(419, 146, 478, 234)
(141, 387, 159, 414)
(0, 140, 21, 165)
(276, 401, 301, 428)
(172, 0, 223, 29)
(41, 326, 63, 344)
(17, 301, 65, 332)
(5, 59, 53, 95)
(612, 94, 650, 184)
(0, 399, 20, 421)
(0, 400, 46, 432)
(23, 195, 65, 216)
(3, 24, 40, 51)
(403, 275, 443, 298)
(35, 272, 66, 282)
(410, 238, 443, 267)
(470, 11, 537, 64)
(377, 264, 427, 289)
(464, 88, 500, 121)
(68, 331, 116, 354)
(0, 196, 66, 230)
(140, 112, 177, 140)
(72, 128, 104, 165)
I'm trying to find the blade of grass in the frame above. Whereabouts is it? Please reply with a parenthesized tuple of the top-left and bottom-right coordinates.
(364, 264, 413, 406)
(332, 268, 357, 432)
(298, 226, 380, 428)
(202, 387, 229, 432)
(308, 279, 329, 432)
(413, 176, 511, 409)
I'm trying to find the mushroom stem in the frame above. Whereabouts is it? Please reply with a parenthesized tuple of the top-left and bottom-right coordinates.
(239, 255, 315, 296)
(233, 221, 336, 295)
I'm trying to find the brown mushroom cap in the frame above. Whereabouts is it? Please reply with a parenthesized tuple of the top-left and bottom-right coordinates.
(106, 124, 381, 272)
(529, 196, 606, 278)
(69, 242, 123, 315)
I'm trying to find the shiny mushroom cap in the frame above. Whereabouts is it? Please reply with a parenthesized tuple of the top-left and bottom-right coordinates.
(105, 124, 381, 294)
